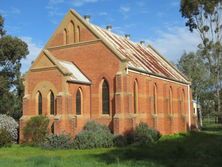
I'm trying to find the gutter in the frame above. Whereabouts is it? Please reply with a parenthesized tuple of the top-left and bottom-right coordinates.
(128, 66, 190, 85)
(67, 80, 91, 85)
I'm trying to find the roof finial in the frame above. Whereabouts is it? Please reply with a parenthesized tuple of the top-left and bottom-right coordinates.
(106, 25, 112, 31)
(84, 15, 91, 22)
(140, 41, 145, 46)
(125, 34, 130, 40)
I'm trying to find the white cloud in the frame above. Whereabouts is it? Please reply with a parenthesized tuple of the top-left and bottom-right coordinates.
(0, 7, 21, 16)
(147, 26, 200, 62)
(20, 37, 42, 73)
(46, 0, 65, 17)
(98, 12, 108, 16)
(120, 6, 131, 13)
(71, 0, 99, 7)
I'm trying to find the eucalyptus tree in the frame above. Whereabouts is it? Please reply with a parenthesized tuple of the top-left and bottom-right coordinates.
(180, 0, 222, 119)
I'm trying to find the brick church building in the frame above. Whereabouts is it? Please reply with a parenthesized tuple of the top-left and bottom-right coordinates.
(20, 9, 197, 141)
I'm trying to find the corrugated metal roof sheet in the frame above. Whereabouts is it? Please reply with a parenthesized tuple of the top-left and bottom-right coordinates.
(58, 60, 91, 84)
(91, 24, 187, 83)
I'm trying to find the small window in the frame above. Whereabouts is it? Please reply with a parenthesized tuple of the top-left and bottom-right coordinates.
(68, 21, 75, 43)
(76, 88, 82, 115)
(50, 91, 55, 115)
(37, 91, 42, 115)
(102, 79, 110, 114)
(63, 28, 68, 44)
(134, 80, 138, 113)
(77, 26, 80, 42)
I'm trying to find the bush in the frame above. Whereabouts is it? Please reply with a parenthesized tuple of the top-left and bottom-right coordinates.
(23, 116, 49, 145)
(41, 133, 73, 149)
(72, 121, 114, 149)
(0, 128, 12, 147)
(113, 135, 128, 147)
(133, 122, 161, 145)
(0, 114, 18, 142)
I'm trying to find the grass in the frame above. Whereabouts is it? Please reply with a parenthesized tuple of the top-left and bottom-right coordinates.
(1, 123, 222, 167)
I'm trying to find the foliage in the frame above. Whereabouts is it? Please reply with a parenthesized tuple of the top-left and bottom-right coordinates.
(0, 114, 18, 142)
(0, 14, 29, 120)
(132, 122, 161, 145)
(0, 128, 12, 147)
(41, 133, 73, 150)
(180, 0, 222, 119)
(72, 121, 114, 149)
(23, 116, 49, 145)
(113, 135, 128, 147)
(0, 123, 221, 167)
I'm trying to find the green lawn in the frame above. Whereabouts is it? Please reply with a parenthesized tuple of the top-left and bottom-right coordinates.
(1, 123, 222, 167)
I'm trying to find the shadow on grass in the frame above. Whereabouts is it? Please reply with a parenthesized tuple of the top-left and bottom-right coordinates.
(92, 130, 222, 167)
(201, 123, 222, 132)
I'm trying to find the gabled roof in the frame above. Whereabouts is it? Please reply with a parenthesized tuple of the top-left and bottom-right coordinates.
(44, 9, 189, 84)
(91, 25, 189, 83)
(31, 50, 91, 84)
(67, 9, 189, 83)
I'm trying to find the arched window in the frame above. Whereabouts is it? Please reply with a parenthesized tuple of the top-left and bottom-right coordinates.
(76, 88, 82, 115)
(63, 28, 68, 44)
(49, 91, 55, 115)
(134, 80, 138, 113)
(153, 83, 157, 114)
(68, 21, 75, 43)
(182, 89, 185, 113)
(37, 91, 42, 115)
(51, 123, 54, 134)
(169, 86, 173, 114)
(77, 26, 80, 42)
(102, 79, 109, 114)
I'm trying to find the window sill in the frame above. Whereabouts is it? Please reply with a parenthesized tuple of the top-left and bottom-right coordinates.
(100, 114, 111, 118)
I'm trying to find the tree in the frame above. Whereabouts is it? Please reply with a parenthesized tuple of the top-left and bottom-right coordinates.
(0, 15, 29, 119)
(177, 51, 209, 101)
(180, 0, 222, 120)
(177, 51, 214, 116)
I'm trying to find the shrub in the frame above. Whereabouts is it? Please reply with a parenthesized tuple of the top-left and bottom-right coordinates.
(133, 122, 161, 145)
(72, 121, 114, 149)
(41, 133, 73, 149)
(23, 116, 49, 145)
(0, 114, 18, 142)
(113, 135, 128, 147)
(0, 128, 12, 147)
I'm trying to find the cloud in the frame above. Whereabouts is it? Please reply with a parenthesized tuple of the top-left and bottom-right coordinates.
(0, 7, 21, 16)
(120, 6, 131, 13)
(147, 26, 200, 62)
(98, 12, 108, 16)
(71, 0, 99, 7)
(46, 0, 65, 17)
(20, 37, 42, 73)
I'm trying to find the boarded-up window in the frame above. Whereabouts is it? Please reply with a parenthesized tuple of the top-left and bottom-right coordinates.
(63, 28, 68, 44)
(102, 80, 109, 114)
(77, 26, 80, 42)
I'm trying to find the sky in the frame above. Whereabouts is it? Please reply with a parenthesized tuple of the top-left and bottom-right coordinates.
(0, 0, 200, 73)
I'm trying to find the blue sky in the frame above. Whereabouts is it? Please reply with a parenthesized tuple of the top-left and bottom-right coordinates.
(0, 0, 200, 73)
